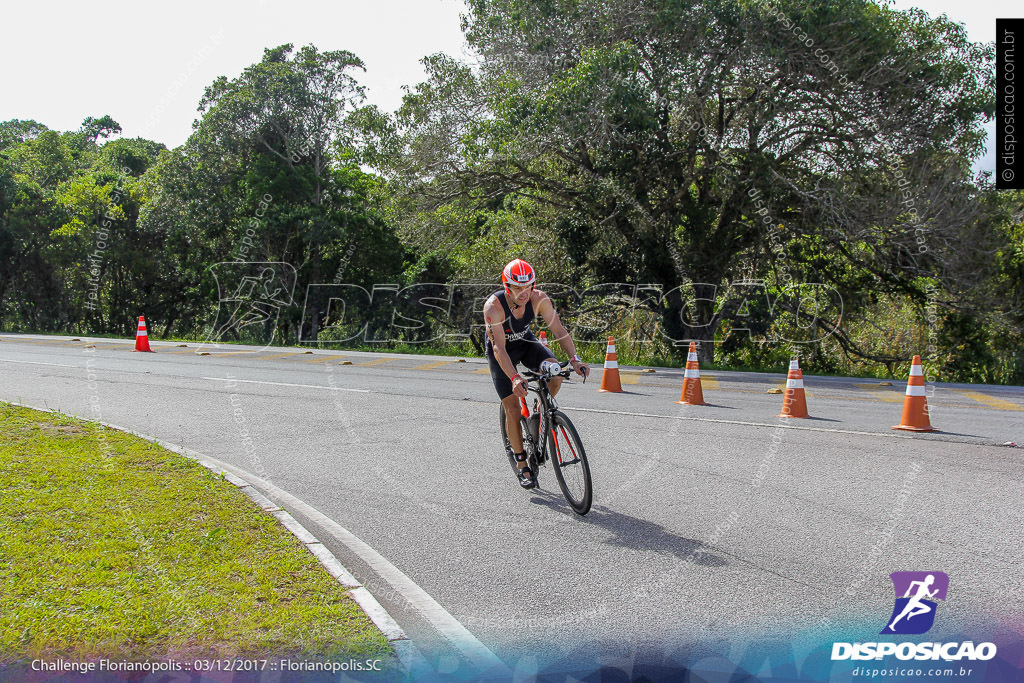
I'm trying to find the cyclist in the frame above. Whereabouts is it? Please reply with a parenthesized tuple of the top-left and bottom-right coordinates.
(484, 259, 589, 489)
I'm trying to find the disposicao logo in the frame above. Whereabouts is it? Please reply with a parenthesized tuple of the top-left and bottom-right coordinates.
(831, 571, 997, 662)
(881, 571, 949, 635)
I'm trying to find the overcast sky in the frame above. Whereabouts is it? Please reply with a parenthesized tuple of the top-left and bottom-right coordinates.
(0, 0, 1013, 171)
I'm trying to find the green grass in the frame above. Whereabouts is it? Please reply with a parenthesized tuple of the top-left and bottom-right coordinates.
(0, 403, 393, 666)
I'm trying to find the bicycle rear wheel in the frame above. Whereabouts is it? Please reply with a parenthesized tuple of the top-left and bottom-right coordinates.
(547, 411, 592, 515)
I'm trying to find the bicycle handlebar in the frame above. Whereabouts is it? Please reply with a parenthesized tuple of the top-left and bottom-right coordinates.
(521, 359, 588, 384)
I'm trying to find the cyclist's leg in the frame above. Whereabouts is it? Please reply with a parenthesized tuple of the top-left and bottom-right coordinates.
(504, 392, 534, 487)
(502, 394, 524, 453)
(488, 347, 531, 482)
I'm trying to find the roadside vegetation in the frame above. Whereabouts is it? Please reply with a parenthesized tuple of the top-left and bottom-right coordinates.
(1, 0, 1021, 384)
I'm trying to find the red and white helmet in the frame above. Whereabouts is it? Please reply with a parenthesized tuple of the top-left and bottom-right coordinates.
(502, 258, 536, 294)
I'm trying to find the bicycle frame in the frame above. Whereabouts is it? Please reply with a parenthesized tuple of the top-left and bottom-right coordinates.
(517, 362, 572, 465)
(518, 383, 554, 462)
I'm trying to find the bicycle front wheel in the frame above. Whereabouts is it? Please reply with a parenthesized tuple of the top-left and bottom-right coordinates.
(547, 411, 592, 515)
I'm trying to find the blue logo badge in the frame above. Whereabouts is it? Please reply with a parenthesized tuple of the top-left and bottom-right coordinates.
(881, 571, 949, 635)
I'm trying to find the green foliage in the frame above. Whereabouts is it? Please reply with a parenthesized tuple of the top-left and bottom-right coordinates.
(935, 312, 997, 383)
(0, 5, 1021, 383)
(80, 115, 122, 143)
(0, 119, 48, 151)
(388, 0, 999, 368)
(0, 44, 405, 343)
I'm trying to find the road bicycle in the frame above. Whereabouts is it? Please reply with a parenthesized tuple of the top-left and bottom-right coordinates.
(499, 360, 593, 515)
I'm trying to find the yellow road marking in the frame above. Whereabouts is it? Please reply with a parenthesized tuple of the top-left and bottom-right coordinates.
(618, 372, 640, 385)
(473, 368, 491, 374)
(352, 358, 395, 367)
(413, 360, 453, 370)
(952, 389, 1024, 411)
(257, 352, 305, 360)
(767, 382, 817, 397)
(853, 383, 904, 403)
(702, 374, 720, 391)
(299, 355, 348, 364)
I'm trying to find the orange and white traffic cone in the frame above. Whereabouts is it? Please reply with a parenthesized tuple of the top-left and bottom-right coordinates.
(677, 341, 708, 405)
(539, 331, 549, 348)
(599, 336, 623, 393)
(134, 315, 154, 352)
(892, 355, 935, 432)
(777, 358, 809, 418)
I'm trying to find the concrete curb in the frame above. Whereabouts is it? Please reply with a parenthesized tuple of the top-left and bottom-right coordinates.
(5, 400, 430, 678)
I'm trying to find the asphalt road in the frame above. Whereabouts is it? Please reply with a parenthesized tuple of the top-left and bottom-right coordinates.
(2, 333, 1023, 678)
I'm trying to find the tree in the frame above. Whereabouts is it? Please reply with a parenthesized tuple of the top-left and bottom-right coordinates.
(0, 154, 19, 317)
(0, 118, 165, 334)
(141, 44, 404, 343)
(0, 129, 79, 330)
(80, 115, 122, 142)
(0, 119, 48, 150)
(389, 0, 995, 363)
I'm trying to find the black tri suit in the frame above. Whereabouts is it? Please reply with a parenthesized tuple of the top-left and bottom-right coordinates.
(484, 290, 555, 400)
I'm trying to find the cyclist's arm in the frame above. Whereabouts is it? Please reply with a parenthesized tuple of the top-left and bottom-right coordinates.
(534, 290, 579, 359)
(484, 297, 521, 382)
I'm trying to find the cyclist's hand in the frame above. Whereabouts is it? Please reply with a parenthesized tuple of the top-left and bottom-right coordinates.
(571, 359, 590, 380)
(512, 376, 528, 399)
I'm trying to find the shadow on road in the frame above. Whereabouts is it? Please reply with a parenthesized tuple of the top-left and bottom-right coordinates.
(904, 429, 986, 438)
(529, 494, 727, 567)
(676, 402, 736, 410)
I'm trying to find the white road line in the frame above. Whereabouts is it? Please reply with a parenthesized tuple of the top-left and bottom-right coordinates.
(243, 481, 509, 675)
(202, 377, 370, 393)
(178, 454, 505, 674)
(0, 359, 80, 369)
(572, 406, 917, 439)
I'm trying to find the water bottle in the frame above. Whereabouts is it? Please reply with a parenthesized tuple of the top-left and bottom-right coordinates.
(526, 398, 541, 440)
(540, 360, 561, 377)
(526, 413, 540, 440)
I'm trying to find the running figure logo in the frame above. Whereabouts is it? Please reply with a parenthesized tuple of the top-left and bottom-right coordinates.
(881, 571, 950, 635)
(203, 262, 297, 351)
